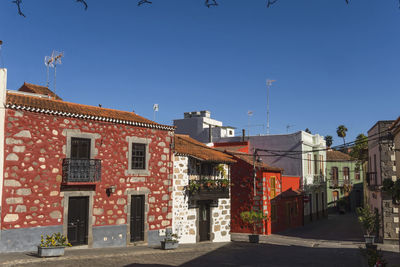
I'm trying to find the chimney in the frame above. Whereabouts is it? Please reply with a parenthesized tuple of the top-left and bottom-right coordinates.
(242, 129, 246, 142)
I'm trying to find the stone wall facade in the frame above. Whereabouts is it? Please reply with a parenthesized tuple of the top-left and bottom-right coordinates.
(172, 155, 230, 243)
(0, 109, 173, 252)
(368, 120, 398, 243)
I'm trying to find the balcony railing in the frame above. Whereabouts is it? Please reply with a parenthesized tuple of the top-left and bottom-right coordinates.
(186, 178, 229, 201)
(329, 178, 350, 188)
(366, 172, 378, 187)
(62, 158, 101, 183)
(313, 174, 325, 185)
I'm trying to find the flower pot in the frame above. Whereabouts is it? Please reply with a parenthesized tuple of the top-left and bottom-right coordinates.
(248, 234, 259, 243)
(161, 240, 179, 250)
(364, 235, 375, 245)
(37, 246, 65, 257)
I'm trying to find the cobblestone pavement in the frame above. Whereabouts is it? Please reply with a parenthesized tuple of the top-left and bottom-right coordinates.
(1, 213, 399, 267)
(1, 241, 364, 267)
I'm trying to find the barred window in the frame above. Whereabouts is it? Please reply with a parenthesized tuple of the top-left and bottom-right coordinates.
(131, 143, 146, 170)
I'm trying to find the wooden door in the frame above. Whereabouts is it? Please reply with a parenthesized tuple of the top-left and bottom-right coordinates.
(199, 202, 210, 241)
(130, 195, 145, 242)
(316, 193, 319, 219)
(68, 196, 89, 246)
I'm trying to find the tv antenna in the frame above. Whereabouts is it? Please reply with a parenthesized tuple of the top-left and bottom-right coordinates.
(44, 50, 63, 92)
(266, 79, 276, 135)
(153, 104, 159, 121)
(247, 110, 253, 137)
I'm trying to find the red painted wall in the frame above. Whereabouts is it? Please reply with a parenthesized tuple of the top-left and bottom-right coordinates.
(282, 176, 301, 192)
(213, 142, 249, 153)
(230, 155, 303, 235)
(1, 109, 173, 231)
(270, 194, 304, 234)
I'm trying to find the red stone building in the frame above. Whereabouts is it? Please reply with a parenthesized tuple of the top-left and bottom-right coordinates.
(215, 143, 303, 235)
(0, 80, 174, 252)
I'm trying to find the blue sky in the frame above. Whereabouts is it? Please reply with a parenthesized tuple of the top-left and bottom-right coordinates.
(1, 0, 399, 146)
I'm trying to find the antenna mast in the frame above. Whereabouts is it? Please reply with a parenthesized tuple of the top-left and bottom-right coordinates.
(266, 79, 276, 135)
(153, 104, 159, 121)
(44, 50, 63, 91)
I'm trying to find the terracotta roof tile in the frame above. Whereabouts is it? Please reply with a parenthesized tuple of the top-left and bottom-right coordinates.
(217, 149, 283, 172)
(19, 82, 62, 100)
(326, 150, 353, 161)
(6, 91, 173, 130)
(174, 134, 235, 163)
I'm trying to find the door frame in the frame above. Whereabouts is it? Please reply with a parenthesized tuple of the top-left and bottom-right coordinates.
(126, 188, 149, 245)
(63, 191, 94, 247)
(196, 200, 213, 242)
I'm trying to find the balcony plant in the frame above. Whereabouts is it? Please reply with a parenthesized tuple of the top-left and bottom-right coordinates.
(220, 178, 229, 188)
(240, 210, 267, 243)
(38, 232, 71, 257)
(188, 182, 200, 195)
(161, 231, 180, 250)
(203, 179, 216, 189)
(215, 164, 227, 178)
(356, 205, 379, 245)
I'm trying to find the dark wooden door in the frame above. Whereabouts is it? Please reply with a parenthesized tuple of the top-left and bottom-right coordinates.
(316, 193, 319, 219)
(68, 196, 89, 246)
(130, 195, 145, 242)
(199, 202, 210, 241)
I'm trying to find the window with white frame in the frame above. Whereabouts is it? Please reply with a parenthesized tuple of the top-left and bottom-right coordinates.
(126, 136, 151, 176)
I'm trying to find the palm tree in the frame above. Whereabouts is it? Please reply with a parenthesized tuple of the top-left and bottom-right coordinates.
(336, 125, 348, 146)
(324, 135, 333, 148)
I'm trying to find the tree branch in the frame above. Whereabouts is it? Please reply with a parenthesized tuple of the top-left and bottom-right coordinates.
(138, 0, 152, 6)
(12, 0, 25, 17)
(76, 0, 88, 10)
(205, 0, 218, 8)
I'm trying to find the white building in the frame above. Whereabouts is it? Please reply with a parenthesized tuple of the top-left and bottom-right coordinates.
(216, 131, 327, 224)
(172, 134, 234, 243)
(173, 111, 235, 143)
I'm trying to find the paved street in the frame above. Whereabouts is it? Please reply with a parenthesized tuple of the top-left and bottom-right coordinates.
(1, 213, 399, 267)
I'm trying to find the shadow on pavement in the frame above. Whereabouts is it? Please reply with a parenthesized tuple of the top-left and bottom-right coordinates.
(276, 212, 365, 242)
(124, 265, 172, 267)
(179, 242, 366, 267)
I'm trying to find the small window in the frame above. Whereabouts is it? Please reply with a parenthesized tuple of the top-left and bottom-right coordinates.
(355, 172, 360, 180)
(131, 143, 146, 170)
(270, 177, 276, 199)
(343, 167, 350, 180)
(271, 204, 277, 222)
(71, 138, 91, 159)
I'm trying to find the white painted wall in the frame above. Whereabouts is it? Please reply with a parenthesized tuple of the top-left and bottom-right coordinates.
(172, 155, 231, 243)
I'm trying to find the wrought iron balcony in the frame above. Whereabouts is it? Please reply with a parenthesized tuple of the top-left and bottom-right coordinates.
(186, 178, 229, 201)
(62, 158, 101, 183)
(366, 172, 378, 188)
(312, 174, 325, 185)
(329, 178, 350, 188)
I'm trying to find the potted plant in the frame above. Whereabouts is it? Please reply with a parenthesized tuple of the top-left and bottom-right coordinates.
(215, 164, 227, 178)
(38, 232, 71, 257)
(188, 182, 200, 194)
(220, 178, 229, 188)
(161, 231, 179, 250)
(203, 179, 216, 189)
(356, 205, 378, 245)
(240, 210, 267, 243)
